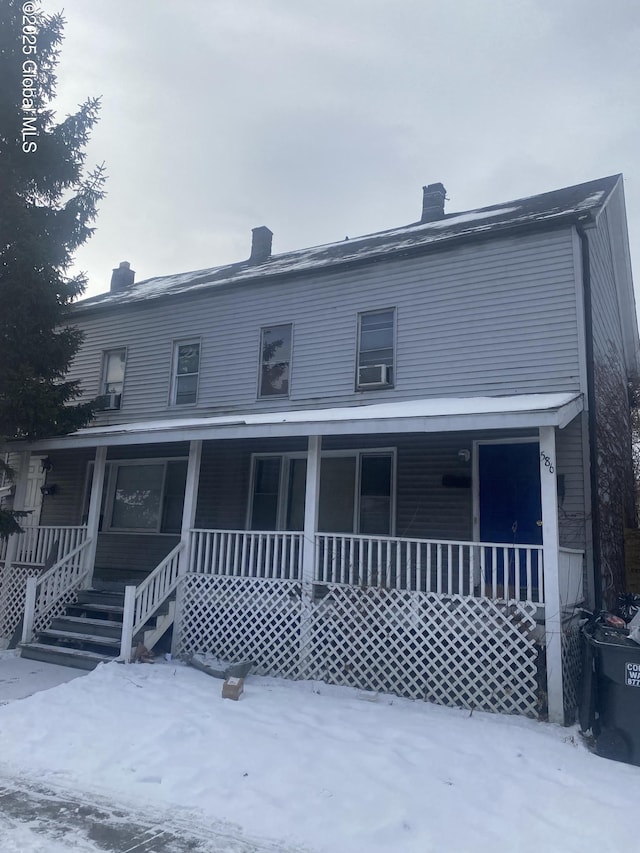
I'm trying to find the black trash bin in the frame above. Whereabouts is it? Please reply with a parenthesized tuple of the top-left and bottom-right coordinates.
(582, 624, 640, 765)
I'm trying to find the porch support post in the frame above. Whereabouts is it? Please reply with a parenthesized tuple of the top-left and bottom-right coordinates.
(3, 450, 31, 573)
(84, 446, 107, 589)
(178, 439, 202, 576)
(539, 426, 565, 725)
(171, 439, 202, 659)
(299, 435, 321, 675)
(302, 435, 321, 593)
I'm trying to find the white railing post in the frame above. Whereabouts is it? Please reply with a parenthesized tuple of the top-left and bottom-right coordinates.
(539, 425, 564, 725)
(21, 576, 38, 644)
(120, 585, 136, 662)
(84, 447, 107, 588)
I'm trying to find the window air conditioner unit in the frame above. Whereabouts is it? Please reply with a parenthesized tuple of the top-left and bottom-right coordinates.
(99, 393, 122, 411)
(358, 364, 390, 388)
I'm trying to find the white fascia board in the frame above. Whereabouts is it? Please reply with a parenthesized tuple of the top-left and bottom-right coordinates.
(10, 395, 584, 451)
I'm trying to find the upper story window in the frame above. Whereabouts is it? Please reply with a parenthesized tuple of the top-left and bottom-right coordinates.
(172, 340, 200, 406)
(259, 323, 292, 398)
(357, 309, 395, 390)
(101, 348, 126, 409)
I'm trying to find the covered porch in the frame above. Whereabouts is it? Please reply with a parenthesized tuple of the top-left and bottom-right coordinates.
(1, 393, 587, 723)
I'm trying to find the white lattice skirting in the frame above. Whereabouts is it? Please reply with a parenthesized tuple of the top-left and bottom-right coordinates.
(0, 564, 40, 644)
(176, 575, 542, 716)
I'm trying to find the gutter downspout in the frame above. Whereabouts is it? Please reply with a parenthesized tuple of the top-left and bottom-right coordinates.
(577, 221, 602, 612)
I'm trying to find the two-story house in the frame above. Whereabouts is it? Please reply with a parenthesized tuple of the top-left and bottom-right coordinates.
(2, 174, 638, 726)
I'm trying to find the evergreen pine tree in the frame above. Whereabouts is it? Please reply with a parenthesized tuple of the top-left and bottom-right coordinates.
(0, 1, 105, 536)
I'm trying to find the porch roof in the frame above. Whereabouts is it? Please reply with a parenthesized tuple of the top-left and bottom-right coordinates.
(18, 392, 583, 450)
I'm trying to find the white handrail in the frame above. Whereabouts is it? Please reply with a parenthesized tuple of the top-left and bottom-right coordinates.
(118, 542, 184, 662)
(131, 542, 184, 639)
(22, 537, 93, 643)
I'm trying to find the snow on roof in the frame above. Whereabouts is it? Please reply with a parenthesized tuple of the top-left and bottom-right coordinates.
(26, 393, 583, 450)
(75, 175, 619, 312)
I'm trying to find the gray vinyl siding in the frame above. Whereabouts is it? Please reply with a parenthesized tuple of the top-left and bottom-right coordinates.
(195, 430, 583, 546)
(39, 449, 94, 526)
(36, 427, 584, 573)
(589, 208, 627, 380)
(195, 433, 479, 537)
(94, 534, 179, 576)
(555, 417, 586, 550)
(39, 445, 187, 576)
(67, 228, 581, 424)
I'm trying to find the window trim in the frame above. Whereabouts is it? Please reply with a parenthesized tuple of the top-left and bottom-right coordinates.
(247, 448, 396, 535)
(257, 322, 294, 400)
(100, 346, 127, 399)
(355, 308, 396, 391)
(85, 456, 189, 535)
(170, 338, 201, 407)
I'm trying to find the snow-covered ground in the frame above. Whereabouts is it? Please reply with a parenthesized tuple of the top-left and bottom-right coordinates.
(0, 650, 85, 703)
(0, 655, 639, 852)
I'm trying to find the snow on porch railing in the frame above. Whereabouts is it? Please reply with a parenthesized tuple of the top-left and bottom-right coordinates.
(22, 537, 93, 643)
(189, 529, 303, 580)
(8, 525, 87, 568)
(315, 533, 545, 604)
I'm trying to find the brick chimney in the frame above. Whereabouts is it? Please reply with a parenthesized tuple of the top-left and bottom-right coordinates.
(421, 183, 447, 222)
(249, 226, 273, 264)
(110, 261, 135, 293)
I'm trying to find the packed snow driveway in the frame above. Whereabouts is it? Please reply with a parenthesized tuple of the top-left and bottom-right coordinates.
(0, 777, 309, 853)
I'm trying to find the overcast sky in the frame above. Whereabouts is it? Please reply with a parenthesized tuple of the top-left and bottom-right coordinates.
(40, 0, 640, 301)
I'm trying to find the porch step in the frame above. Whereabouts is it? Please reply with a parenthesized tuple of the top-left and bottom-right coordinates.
(19, 586, 128, 669)
(38, 628, 121, 651)
(51, 615, 123, 639)
(76, 589, 125, 608)
(19, 642, 114, 671)
(66, 602, 125, 619)
(18, 583, 172, 671)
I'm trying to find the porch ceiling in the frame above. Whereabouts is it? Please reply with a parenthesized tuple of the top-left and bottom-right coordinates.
(12, 392, 584, 451)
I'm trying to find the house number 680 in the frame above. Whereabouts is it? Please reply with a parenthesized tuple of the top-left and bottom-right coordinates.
(540, 451, 554, 474)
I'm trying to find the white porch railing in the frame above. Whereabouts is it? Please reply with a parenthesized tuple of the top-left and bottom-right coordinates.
(3, 525, 87, 568)
(184, 529, 544, 603)
(120, 542, 184, 660)
(559, 547, 584, 609)
(315, 533, 545, 603)
(22, 537, 93, 643)
(189, 529, 303, 580)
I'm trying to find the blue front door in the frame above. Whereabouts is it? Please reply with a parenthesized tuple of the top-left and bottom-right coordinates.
(479, 442, 542, 592)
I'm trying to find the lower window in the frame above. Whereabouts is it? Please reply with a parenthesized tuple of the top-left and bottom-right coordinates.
(85, 459, 188, 534)
(248, 451, 394, 535)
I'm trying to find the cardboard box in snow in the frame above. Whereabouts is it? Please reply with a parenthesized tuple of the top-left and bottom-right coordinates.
(222, 676, 244, 700)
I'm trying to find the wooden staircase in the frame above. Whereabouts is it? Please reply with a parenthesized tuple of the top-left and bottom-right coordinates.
(19, 586, 175, 670)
